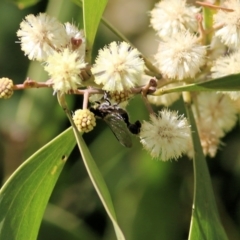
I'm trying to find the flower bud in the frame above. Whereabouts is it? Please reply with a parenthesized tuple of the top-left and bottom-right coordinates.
(0, 78, 14, 99)
(73, 109, 96, 133)
(110, 91, 131, 103)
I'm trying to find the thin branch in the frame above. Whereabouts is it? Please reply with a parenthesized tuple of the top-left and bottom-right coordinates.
(13, 78, 53, 90)
(196, 1, 234, 12)
(140, 79, 157, 115)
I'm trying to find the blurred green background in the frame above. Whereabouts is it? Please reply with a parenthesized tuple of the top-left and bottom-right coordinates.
(0, 0, 240, 239)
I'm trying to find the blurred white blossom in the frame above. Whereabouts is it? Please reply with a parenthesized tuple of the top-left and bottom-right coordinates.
(211, 50, 240, 100)
(198, 121, 223, 158)
(214, 0, 240, 48)
(150, 0, 200, 39)
(147, 83, 181, 107)
(195, 92, 238, 134)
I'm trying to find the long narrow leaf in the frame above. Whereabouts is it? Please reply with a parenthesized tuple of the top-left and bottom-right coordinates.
(185, 104, 228, 240)
(155, 74, 240, 95)
(55, 19, 125, 237)
(73, 128, 125, 240)
(82, 0, 108, 62)
(0, 127, 76, 240)
(67, 119, 125, 240)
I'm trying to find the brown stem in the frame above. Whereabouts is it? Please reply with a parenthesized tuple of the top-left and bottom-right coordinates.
(13, 78, 53, 90)
(82, 91, 89, 109)
(196, 14, 206, 44)
(141, 79, 157, 115)
(196, 1, 234, 12)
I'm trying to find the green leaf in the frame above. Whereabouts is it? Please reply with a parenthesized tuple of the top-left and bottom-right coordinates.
(0, 127, 76, 240)
(71, 0, 82, 7)
(82, 0, 108, 62)
(71, 127, 125, 240)
(8, 0, 40, 8)
(155, 74, 240, 95)
(185, 104, 228, 240)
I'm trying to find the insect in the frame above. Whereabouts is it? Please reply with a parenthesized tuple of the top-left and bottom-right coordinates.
(90, 98, 141, 148)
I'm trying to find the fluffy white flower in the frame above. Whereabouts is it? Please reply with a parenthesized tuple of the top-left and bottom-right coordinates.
(214, 0, 240, 48)
(150, 0, 200, 39)
(140, 110, 191, 161)
(155, 31, 207, 80)
(196, 92, 238, 133)
(91, 41, 144, 92)
(211, 50, 240, 100)
(17, 13, 68, 61)
(211, 50, 240, 77)
(44, 48, 86, 94)
(65, 22, 85, 57)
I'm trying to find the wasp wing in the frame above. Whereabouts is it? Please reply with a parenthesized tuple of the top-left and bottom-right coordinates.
(104, 113, 132, 148)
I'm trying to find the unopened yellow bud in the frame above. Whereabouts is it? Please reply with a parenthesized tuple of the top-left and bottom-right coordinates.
(0, 78, 14, 99)
(72, 109, 96, 133)
(110, 90, 130, 103)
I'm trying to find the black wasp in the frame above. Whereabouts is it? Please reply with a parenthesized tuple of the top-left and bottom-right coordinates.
(89, 97, 141, 148)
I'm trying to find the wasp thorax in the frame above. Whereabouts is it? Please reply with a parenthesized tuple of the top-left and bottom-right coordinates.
(89, 98, 141, 148)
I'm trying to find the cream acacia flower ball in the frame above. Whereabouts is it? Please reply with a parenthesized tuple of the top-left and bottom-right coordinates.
(150, 0, 200, 38)
(196, 92, 238, 133)
(155, 31, 207, 80)
(140, 109, 191, 161)
(214, 0, 240, 48)
(44, 48, 86, 94)
(17, 13, 68, 61)
(91, 41, 145, 92)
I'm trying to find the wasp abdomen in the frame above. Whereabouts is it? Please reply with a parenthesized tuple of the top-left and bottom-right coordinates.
(128, 120, 141, 134)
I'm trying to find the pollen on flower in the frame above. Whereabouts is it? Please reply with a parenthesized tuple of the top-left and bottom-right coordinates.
(139, 109, 191, 161)
(155, 31, 206, 80)
(91, 41, 144, 92)
(150, 0, 200, 38)
(73, 109, 96, 133)
(0, 78, 14, 99)
(214, 0, 240, 48)
(44, 48, 86, 94)
(17, 13, 68, 61)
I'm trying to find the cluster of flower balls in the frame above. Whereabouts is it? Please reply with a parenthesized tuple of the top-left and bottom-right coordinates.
(1, 0, 239, 161)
